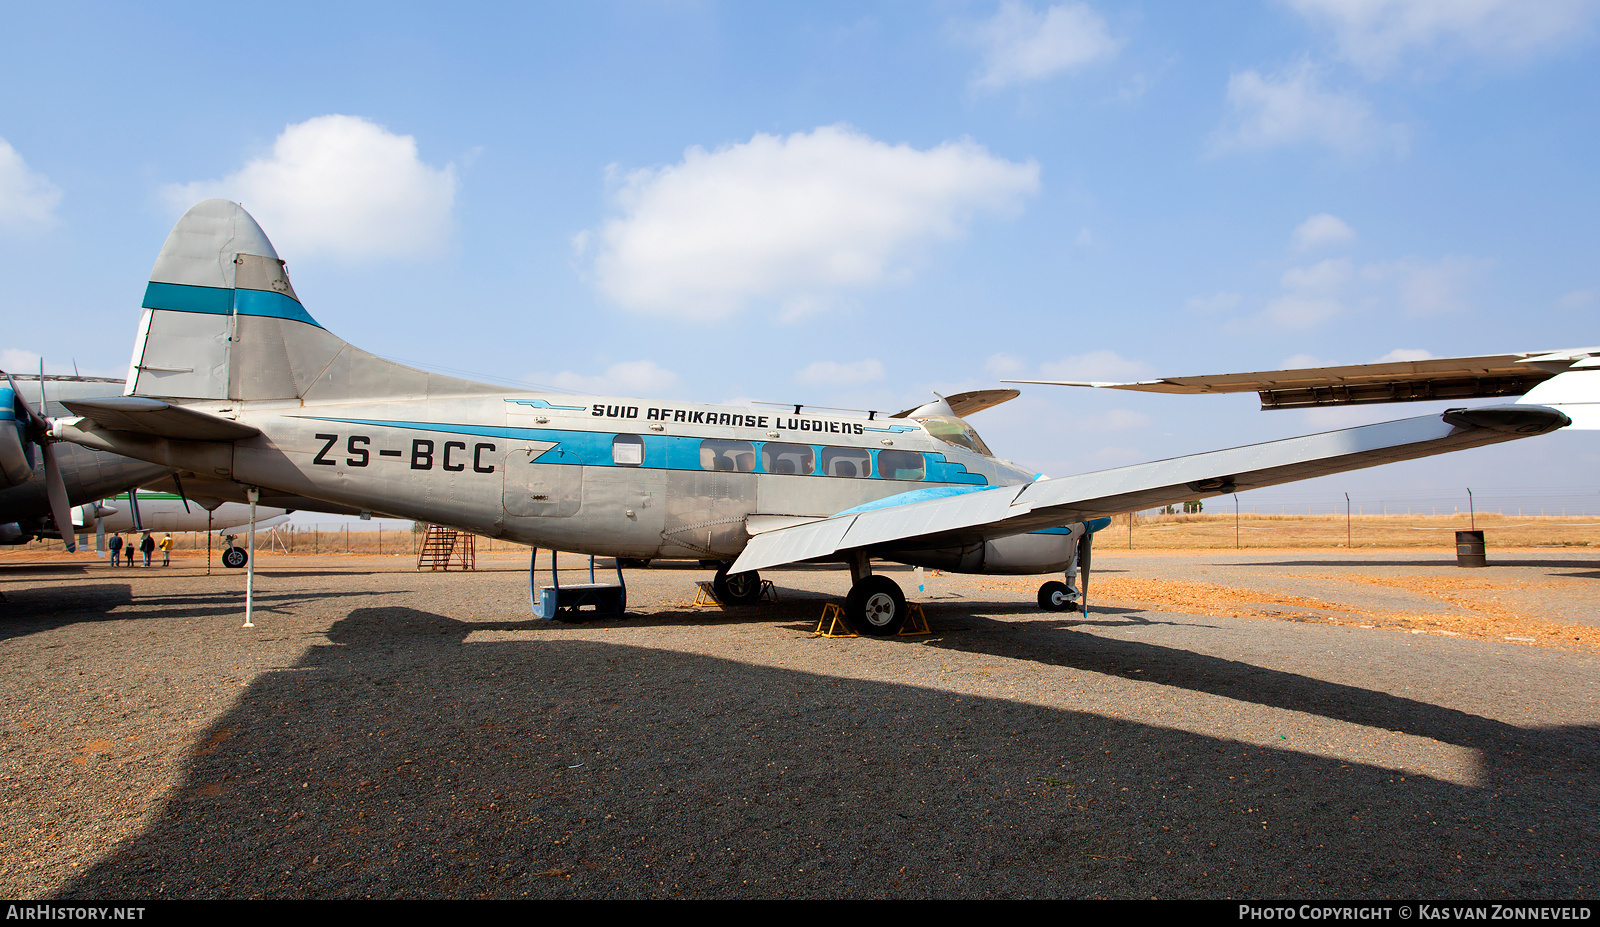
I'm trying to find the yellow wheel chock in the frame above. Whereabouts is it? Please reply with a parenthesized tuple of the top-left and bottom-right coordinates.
(693, 579, 779, 608)
(814, 601, 931, 638)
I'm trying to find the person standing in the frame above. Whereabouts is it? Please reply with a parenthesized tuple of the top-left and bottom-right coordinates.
(108, 533, 123, 565)
(159, 534, 173, 566)
(125, 539, 136, 566)
(140, 532, 155, 567)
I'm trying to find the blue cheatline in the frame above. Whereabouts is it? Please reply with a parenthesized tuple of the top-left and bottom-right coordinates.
(292, 414, 990, 487)
(141, 282, 323, 329)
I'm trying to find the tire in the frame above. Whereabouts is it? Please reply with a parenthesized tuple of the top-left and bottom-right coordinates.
(221, 546, 248, 569)
(846, 575, 906, 636)
(1038, 580, 1075, 611)
(617, 558, 651, 569)
(712, 564, 763, 606)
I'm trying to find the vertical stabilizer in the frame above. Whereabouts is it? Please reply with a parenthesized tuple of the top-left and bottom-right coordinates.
(128, 200, 505, 404)
(129, 199, 341, 401)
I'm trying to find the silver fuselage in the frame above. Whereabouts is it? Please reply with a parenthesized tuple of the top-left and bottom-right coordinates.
(214, 392, 1037, 562)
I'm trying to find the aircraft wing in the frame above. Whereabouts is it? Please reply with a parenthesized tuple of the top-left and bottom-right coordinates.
(728, 405, 1568, 573)
(1004, 347, 1600, 410)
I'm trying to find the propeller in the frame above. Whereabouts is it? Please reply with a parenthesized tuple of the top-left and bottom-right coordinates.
(94, 501, 107, 556)
(1076, 528, 1093, 616)
(2, 370, 75, 553)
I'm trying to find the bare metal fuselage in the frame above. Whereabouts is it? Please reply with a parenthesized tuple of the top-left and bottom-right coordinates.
(202, 391, 1056, 568)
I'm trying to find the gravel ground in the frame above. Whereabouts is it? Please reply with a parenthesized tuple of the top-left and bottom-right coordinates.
(1, 548, 1595, 899)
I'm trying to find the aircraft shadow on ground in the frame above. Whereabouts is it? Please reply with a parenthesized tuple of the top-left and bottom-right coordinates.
(0, 587, 392, 638)
(54, 604, 1597, 899)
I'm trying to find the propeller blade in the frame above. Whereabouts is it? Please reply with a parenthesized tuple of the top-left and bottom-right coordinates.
(40, 442, 76, 553)
(1077, 529, 1093, 615)
(95, 502, 107, 556)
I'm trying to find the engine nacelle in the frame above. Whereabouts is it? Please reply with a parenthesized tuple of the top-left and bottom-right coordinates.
(0, 387, 33, 488)
(0, 522, 35, 545)
(886, 527, 1084, 575)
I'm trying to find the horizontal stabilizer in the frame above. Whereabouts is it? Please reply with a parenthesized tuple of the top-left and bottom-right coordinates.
(890, 389, 1020, 419)
(729, 405, 1569, 574)
(61, 396, 260, 442)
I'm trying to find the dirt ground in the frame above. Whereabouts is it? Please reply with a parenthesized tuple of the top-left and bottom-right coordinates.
(1, 547, 1595, 899)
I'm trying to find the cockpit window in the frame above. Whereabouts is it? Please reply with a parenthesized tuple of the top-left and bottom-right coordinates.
(917, 415, 993, 457)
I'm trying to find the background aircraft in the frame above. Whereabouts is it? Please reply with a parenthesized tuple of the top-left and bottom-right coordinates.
(48, 201, 1571, 633)
(1, 375, 174, 548)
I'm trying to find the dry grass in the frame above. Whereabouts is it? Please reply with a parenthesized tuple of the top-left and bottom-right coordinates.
(1107, 512, 1598, 549)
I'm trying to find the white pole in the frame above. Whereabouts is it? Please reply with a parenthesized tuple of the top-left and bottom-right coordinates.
(244, 487, 258, 629)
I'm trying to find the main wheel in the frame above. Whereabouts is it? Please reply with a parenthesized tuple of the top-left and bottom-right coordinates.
(712, 564, 763, 606)
(617, 558, 652, 569)
(1038, 580, 1075, 611)
(222, 546, 248, 569)
(846, 575, 906, 636)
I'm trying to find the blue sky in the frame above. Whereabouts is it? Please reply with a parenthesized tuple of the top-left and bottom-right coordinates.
(3, 1, 1597, 514)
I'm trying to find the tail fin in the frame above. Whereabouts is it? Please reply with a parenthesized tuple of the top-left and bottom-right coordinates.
(127, 200, 496, 403)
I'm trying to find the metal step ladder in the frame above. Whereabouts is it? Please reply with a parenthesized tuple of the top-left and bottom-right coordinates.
(416, 525, 476, 571)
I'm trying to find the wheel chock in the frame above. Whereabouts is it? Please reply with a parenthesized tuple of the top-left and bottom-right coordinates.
(814, 601, 932, 638)
(695, 579, 778, 608)
(900, 602, 931, 636)
(692, 581, 721, 607)
(814, 602, 856, 638)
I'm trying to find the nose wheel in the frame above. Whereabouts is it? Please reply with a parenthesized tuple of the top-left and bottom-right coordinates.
(1037, 580, 1077, 611)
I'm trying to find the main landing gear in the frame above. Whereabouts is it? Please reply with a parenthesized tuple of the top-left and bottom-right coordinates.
(843, 553, 907, 636)
(712, 563, 764, 606)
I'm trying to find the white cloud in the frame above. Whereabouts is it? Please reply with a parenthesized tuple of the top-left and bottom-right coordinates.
(1186, 291, 1241, 312)
(526, 360, 680, 397)
(1284, 0, 1599, 74)
(1362, 255, 1488, 316)
(1036, 349, 1154, 382)
(0, 139, 61, 229)
(794, 359, 886, 386)
(985, 353, 1031, 378)
(1264, 257, 1354, 328)
(1279, 353, 1325, 368)
(1253, 254, 1484, 329)
(163, 115, 457, 260)
(1292, 213, 1357, 250)
(1211, 60, 1407, 156)
(970, 2, 1122, 89)
(591, 125, 1040, 320)
(1556, 288, 1595, 309)
(1373, 347, 1434, 362)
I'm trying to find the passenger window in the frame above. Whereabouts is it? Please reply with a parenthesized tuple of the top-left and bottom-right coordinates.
(761, 442, 814, 475)
(876, 449, 925, 481)
(700, 439, 756, 472)
(821, 446, 870, 478)
(612, 434, 644, 467)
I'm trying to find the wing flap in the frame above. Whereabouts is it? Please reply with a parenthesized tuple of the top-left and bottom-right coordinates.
(61, 396, 261, 442)
(729, 405, 1569, 573)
